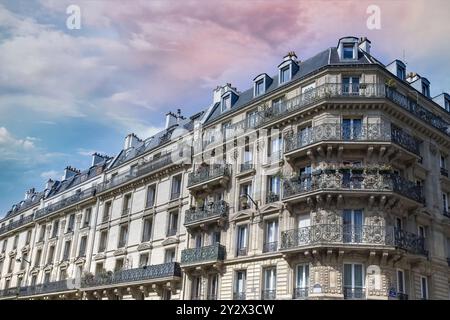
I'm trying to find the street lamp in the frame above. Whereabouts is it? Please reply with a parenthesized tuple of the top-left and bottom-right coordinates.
(239, 193, 258, 210)
(16, 256, 31, 266)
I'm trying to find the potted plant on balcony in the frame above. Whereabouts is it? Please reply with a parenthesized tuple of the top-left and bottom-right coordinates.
(324, 168, 336, 174)
(385, 78, 397, 89)
(378, 164, 393, 175)
(351, 167, 364, 174)
(338, 167, 351, 174)
(359, 83, 367, 89)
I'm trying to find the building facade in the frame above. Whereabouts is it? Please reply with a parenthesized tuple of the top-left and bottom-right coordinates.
(1, 36, 450, 300)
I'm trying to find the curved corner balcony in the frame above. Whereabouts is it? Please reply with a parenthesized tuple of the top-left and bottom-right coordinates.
(184, 200, 229, 228)
(180, 243, 226, 268)
(284, 123, 421, 162)
(81, 262, 181, 290)
(280, 224, 427, 256)
(187, 164, 231, 192)
(0, 215, 34, 236)
(34, 187, 96, 221)
(282, 168, 424, 206)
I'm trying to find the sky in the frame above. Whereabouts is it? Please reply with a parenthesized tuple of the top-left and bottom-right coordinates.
(0, 0, 449, 217)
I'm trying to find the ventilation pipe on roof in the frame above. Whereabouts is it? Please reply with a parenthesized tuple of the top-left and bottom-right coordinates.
(91, 153, 110, 166)
(63, 166, 80, 180)
(124, 133, 142, 150)
(24, 188, 35, 200)
(45, 179, 55, 190)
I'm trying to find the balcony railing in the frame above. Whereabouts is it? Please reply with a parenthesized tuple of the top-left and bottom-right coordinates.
(81, 262, 181, 288)
(180, 243, 226, 266)
(281, 224, 395, 250)
(184, 200, 229, 226)
(343, 287, 366, 300)
(263, 241, 278, 253)
(35, 187, 96, 220)
(266, 192, 280, 204)
(284, 123, 420, 156)
(0, 215, 34, 236)
(240, 162, 253, 173)
(294, 287, 309, 299)
(282, 169, 425, 204)
(233, 292, 246, 300)
(166, 227, 177, 237)
(443, 210, 450, 218)
(236, 247, 248, 257)
(187, 164, 231, 188)
(394, 228, 427, 256)
(0, 288, 19, 298)
(19, 279, 77, 297)
(261, 289, 276, 300)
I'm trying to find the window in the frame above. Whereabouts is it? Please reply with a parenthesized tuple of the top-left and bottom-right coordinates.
(47, 245, 55, 265)
(195, 234, 203, 248)
(63, 240, 71, 260)
(298, 125, 312, 147)
(122, 194, 132, 215)
(78, 236, 87, 257)
(139, 253, 149, 267)
(299, 165, 312, 190)
(67, 214, 75, 232)
(255, 79, 265, 96)
(268, 134, 282, 160)
(222, 121, 232, 141)
(343, 43, 354, 59)
(236, 225, 248, 256)
(445, 99, 450, 112)
(34, 249, 42, 267)
(280, 66, 290, 84)
(51, 219, 59, 238)
(83, 208, 92, 228)
(440, 155, 446, 169)
(59, 269, 67, 280)
(8, 257, 14, 273)
(295, 264, 310, 298)
(171, 175, 182, 200)
(13, 235, 19, 250)
(397, 269, 405, 295)
(418, 225, 426, 238)
(115, 258, 124, 272)
(43, 272, 51, 284)
(395, 217, 403, 231)
(420, 276, 428, 299)
(297, 214, 311, 229)
(98, 230, 108, 252)
(342, 76, 360, 95)
(146, 185, 156, 208)
(38, 225, 46, 241)
(262, 267, 277, 300)
(31, 275, 37, 286)
(165, 248, 175, 263)
(239, 183, 253, 210)
(443, 193, 449, 215)
(422, 83, 430, 97)
(342, 118, 362, 140)
(243, 140, 253, 166)
(208, 274, 219, 300)
(246, 109, 258, 129)
(191, 276, 202, 299)
(397, 65, 406, 81)
(142, 217, 153, 242)
(25, 230, 32, 245)
(210, 231, 221, 245)
(167, 211, 179, 236)
(95, 262, 104, 275)
(263, 220, 278, 252)
(271, 97, 283, 114)
(343, 209, 363, 243)
(0, 261, 3, 277)
(103, 202, 112, 222)
(343, 263, 364, 299)
(267, 175, 280, 203)
(221, 95, 231, 112)
(118, 224, 128, 248)
(20, 253, 28, 270)
(1, 239, 7, 253)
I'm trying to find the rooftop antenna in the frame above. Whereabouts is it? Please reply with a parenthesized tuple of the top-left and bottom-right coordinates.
(402, 49, 407, 65)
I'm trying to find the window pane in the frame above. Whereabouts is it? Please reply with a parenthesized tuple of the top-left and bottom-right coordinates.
(354, 264, 363, 287)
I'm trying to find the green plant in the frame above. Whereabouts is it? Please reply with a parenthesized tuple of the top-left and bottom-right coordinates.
(385, 78, 397, 88)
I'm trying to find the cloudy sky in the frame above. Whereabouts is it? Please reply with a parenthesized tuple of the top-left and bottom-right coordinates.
(0, 0, 449, 217)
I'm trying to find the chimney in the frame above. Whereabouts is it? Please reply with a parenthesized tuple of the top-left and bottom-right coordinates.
(165, 112, 177, 129)
(63, 166, 80, 180)
(406, 72, 419, 83)
(213, 86, 224, 104)
(358, 37, 371, 54)
(91, 152, 110, 166)
(24, 188, 36, 200)
(283, 51, 298, 62)
(45, 179, 55, 190)
(124, 133, 142, 149)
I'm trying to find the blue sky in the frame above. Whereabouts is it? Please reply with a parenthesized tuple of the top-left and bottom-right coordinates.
(1, 0, 449, 217)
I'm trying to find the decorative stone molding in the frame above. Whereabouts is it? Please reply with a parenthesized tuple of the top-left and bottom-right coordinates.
(94, 253, 106, 260)
(113, 248, 127, 256)
(137, 242, 152, 251)
(43, 264, 53, 272)
(75, 257, 86, 265)
(0, 252, 5, 261)
(8, 249, 17, 257)
(162, 238, 179, 246)
(21, 244, 30, 254)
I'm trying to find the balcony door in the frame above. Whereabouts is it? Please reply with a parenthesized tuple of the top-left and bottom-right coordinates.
(263, 268, 277, 299)
(236, 225, 248, 256)
(295, 264, 309, 298)
(342, 118, 362, 140)
(299, 166, 312, 190)
(234, 271, 246, 299)
(343, 209, 363, 243)
(343, 263, 364, 299)
(342, 76, 360, 95)
(298, 126, 312, 147)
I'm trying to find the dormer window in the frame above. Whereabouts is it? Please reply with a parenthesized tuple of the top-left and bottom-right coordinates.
(343, 43, 355, 59)
(397, 64, 406, 81)
(445, 98, 450, 112)
(280, 66, 290, 84)
(422, 83, 430, 97)
(255, 79, 265, 96)
(222, 94, 231, 112)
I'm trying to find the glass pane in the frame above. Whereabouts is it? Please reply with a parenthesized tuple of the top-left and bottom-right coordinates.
(354, 264, 363, 287)
(344, 264, 352, 287)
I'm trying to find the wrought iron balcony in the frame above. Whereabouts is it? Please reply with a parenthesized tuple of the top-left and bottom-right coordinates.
(187, 164, 231, 188)
(18, 279, 77, 297)
(263, 241, 278, 253)
(35, 187, 96, 220)
(81, 262, 181, 288)
(282, 168, 425, 204)
(261, 289, 276, 300)
(240, 162, 254, 173)
(284, 123, 420, 156)
(343, 287, 366, 300)
(394, 228, 427, 256)
(281, 224, 395, 250)
(184, 200, 229, 226)
(180, 243, 226, 266)
(233, 292, 246, 300)
(266, 192, 280, 204)
(0, 215, 34, 236)
(0, 287, 18, 298)
(440, 167, 449, 177)
(443, 210, 450, 218)
(294, 287, 309, 299)
(206, 294, 218, 300)
(166, 227, 177, 237)
(236, 247, 248, 257)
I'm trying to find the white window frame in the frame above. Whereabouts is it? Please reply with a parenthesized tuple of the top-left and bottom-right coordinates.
(254, 78, 265, 96)
(296, 264, 310, 289)
(420, 276, 428, 299)
(397, 269, 405, 294)
(279, 65, 291, 84)
(342, 43, 355, 59)
(221, 94, 231, 112)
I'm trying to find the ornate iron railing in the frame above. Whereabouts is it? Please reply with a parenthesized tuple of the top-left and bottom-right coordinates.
(394, 228, 427, 256)
(261, 289, 276, 300)
(266, 192, 280, 204)
(180, 243, 226, 265)
(294, 287, 309, 299)
(81, 262, 181, 288)
(187, 164, 231, 187)
(0, 215, 34, 236)
(35, 187, 96, 220)
(284, 123, 420, 156)
(263, 242, 278, 253)
(282, 169, 424, 204)
(184, 200, 229, 225)
(18, 279, 77, 296)
(281, 224, 395, 250)
(236, 247, 248, 257)
(240, 162, 254, 173)
(0, 287, 19, 298)
(343, 287, 366, 299)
